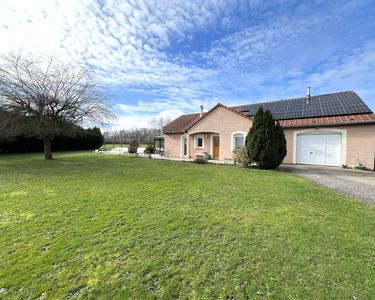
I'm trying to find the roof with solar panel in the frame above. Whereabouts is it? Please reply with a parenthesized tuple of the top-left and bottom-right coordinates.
(234, 91, 373, 120)
(163, 90, 375, 133)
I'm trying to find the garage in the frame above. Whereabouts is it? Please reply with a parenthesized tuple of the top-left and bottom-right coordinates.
(296, 133, 342, 166)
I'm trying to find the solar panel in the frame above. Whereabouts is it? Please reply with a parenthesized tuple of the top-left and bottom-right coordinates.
(237, 91, 372, 120)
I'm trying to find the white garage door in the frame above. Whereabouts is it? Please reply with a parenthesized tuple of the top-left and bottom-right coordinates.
(297, 133, 342, 166)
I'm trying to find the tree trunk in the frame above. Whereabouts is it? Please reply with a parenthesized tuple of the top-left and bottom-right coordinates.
(43, 139, 53, 160)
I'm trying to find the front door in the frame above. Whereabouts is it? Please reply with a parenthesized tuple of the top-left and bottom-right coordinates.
(212, 136, 219, 159)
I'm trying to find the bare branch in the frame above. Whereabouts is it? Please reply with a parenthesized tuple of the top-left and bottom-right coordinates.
(0, 51, 116, 159)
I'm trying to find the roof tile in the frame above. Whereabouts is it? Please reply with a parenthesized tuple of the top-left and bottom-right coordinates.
(162, 113, 202, 134)
(279, 113, 375, 127)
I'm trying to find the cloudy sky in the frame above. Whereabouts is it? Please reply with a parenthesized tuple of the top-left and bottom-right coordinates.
(1, 0, 374, 129)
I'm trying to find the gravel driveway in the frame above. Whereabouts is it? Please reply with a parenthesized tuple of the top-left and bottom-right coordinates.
(283, 164, 375, 205)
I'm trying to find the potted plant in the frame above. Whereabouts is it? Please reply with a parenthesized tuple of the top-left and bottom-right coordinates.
(128, 140, 139, 156)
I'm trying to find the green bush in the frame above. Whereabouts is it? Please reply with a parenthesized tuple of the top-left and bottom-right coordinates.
(245, 108, 287, 169)
(233, 147, 253, 167)
(144, 144, 155, 154)
(275, 122, 287, 164)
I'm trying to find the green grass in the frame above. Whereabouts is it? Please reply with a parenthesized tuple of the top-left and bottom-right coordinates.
(0, 153, 375, 299)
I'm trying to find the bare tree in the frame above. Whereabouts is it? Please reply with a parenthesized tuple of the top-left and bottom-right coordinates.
(102, 127, 161, 145)
(0, 52, 115, 159)
(148, 115, 172, 135)
(0, 109, 16, 141)
(148, 116, 157, 129)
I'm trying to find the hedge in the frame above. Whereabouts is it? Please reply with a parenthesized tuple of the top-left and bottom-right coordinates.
(0, 127, 104, 153)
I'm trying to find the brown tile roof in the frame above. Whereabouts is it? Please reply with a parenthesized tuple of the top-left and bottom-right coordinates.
(278, 113, 375, 128)
(162, 113, 202, 134)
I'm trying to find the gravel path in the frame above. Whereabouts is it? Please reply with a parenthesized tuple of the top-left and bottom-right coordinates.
(283, 164, 375, 205)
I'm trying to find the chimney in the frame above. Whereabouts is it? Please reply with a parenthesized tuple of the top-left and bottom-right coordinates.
(306, 86, 311, 104)
(200, 104, 204, 117)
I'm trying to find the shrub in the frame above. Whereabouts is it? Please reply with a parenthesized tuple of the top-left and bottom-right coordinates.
(274, 122, 287, 164)
(233, 147, 253, 167)
(128, 145, 138, 154)
(245, 108, 287, 169)
(193, 157, 207, 164)
(128, 139, 139, 154)
(144, 144, 155, 154)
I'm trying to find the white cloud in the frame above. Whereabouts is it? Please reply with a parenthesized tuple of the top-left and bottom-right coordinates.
(111, 109, 183, 130)
(111, 114, 150, 130)
(1, 0, 374, 129)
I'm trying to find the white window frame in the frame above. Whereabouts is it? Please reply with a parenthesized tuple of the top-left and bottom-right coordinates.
(231, 131, 246, 151)
(195, 134, 204, 149)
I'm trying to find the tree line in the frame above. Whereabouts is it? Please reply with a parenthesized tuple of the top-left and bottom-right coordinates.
(102, 116, 171, 144)
(103, 128, 161, 145)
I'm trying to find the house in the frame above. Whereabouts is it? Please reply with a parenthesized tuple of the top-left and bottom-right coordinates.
(162, 90, 375, 170)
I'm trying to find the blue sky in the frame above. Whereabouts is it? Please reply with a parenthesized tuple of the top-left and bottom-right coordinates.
(1, 0, 375, 128)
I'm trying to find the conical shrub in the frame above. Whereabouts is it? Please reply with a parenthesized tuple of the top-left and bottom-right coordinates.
(245, 108, 287, 169)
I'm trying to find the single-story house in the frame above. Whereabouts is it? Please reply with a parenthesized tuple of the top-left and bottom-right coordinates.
(162, 90, 375, 169)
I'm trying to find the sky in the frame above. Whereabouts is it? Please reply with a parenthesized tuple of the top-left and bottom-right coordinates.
(1, 0, 375, 129)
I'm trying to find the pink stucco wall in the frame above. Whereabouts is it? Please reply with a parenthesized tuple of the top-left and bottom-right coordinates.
(346, 125, 375, 169)
(164, 133, 183, 157)
(283, 129, 294, 164)
(188, 106, 252, 160)
(189, 133, 211, 157)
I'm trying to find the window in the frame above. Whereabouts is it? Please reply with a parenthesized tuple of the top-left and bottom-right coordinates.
(232, 132, 246, 151)
(183, 137, 187, 156)
(195, 135, 204, 149)
(197, 138, 203, 147)
(234, 134, 244, 149)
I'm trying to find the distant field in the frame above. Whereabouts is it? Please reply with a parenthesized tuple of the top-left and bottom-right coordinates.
(1, 152, 375, 298)
(99, 143, 149, 151)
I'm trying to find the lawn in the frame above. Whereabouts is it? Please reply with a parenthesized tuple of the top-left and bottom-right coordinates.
(0, 152, 375, 299)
